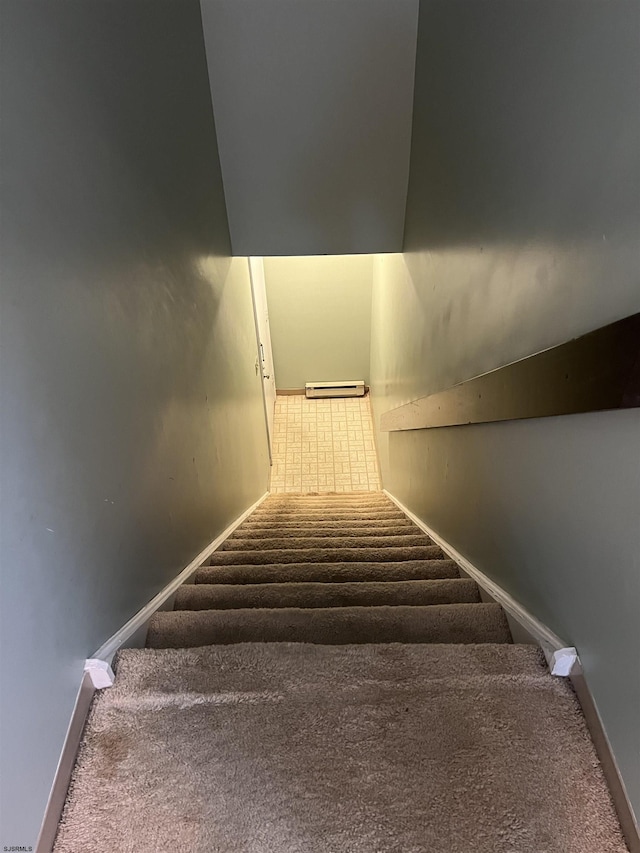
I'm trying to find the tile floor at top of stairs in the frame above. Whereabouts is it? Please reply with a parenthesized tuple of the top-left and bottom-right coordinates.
(270, 393, 380, 493)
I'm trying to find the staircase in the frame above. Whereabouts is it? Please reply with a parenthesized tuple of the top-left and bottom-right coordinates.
(54, 493, 626, 852)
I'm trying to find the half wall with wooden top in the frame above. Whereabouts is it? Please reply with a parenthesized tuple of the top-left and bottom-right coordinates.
(381, 313, 640, 433)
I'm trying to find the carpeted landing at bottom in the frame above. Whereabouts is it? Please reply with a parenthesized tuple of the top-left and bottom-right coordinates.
(54, 493, 626, 852)
(55, 644, 626, 853)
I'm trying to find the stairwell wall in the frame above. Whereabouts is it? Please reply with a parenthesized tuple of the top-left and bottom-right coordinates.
(200, 0, 418, 256)
(0, 1, 270, 845)
(370, 0, 640, 820)
(263, 255, 373, 390)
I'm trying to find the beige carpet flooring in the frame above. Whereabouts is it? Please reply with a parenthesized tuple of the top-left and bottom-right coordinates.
(55, 644, 626, 853)
(195, 559, 461, 584)
(54, 493, 626, 852)
(174, 577, 481, 609)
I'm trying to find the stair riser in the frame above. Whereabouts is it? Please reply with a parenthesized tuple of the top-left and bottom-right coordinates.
(220, 535, 431, 551)
(258, 498, 394, 507)
(264, 490, 385, 496)
(209, 546, 445, 565)
(194, 560, 460, 585)
(238, 520, 415, 531)
(256, 501, 396, 509)
(250, 511, 408, 522)
(174, 579, 480, 610)
(232, 527, 417, 539)
(254, 502, 402, 509)
(147, 604, 512, 648)
(264, 495, 388, 503)
(259, 498, 398, 511)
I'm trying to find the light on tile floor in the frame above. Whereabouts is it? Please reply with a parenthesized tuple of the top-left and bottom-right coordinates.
(270, 394, 381, 493)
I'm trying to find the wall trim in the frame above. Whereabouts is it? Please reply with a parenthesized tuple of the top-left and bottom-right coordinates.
(383, 489, 570, 660)
(36, 491, 269, 853)
(92, 491, 269, 664)
(570, 672, 640, 852)
(36, 672, 95, 853)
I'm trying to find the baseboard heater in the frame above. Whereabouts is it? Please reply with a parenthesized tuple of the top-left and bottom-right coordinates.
(305, 380, 365, 399)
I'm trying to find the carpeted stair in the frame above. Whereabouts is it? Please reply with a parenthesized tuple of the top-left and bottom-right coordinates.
(148, 492, 507, 646)
(174, 577, 481, 609)
(54, 492, 627, 853)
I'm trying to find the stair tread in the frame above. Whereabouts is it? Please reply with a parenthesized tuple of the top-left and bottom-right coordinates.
(195, 559, 460, 584)
(110, 642, 557, 700)
(117, 642, 551, 692)
(262, 501, 392, 509)
(175, 578, 481, 610)
(251, 506, 404, 515)
(265, 496, 389, 504)
(264, 492, 392, 504)
(56, 643, 626, 853)
(147, 603, 512, 648)
(239, 519, 416, 530)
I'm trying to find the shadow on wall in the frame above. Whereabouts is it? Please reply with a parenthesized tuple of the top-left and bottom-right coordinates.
(102, 1, 231, 257)
(405, 0, 640, 250)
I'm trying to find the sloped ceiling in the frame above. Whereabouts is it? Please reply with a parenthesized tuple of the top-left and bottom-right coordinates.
(200, 0, 418, 256)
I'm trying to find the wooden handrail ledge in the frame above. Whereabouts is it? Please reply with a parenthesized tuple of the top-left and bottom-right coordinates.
(380, 312, 640, 432)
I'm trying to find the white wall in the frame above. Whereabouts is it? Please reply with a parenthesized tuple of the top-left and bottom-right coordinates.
(264, 255, 373, 389)
(0, 2, 269, 844)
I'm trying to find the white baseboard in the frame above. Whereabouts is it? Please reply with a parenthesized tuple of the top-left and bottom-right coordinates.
(36, 491, 269, 853)
(383, 490, 571, 662)
(36, 672, 95, 853)
(92, 492, 269, 664)
(570, 672, 640, 851)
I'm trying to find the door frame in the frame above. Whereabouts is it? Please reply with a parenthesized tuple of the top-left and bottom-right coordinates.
(248, 257, 276, 465)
